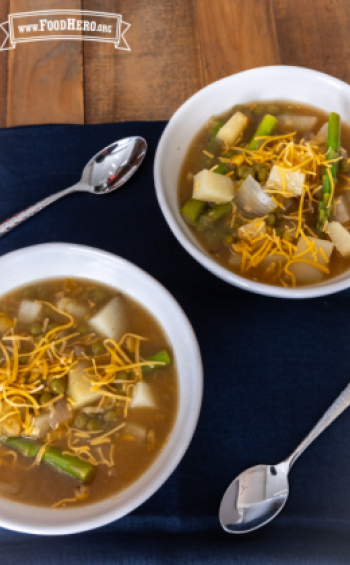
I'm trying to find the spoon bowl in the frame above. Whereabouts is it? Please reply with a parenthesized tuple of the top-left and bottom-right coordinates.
(219, 462, 289, 534)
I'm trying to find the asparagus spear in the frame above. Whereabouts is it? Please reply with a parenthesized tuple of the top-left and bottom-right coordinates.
(143, 350, 171, 373)
(181, 198, 206, 225)
(248, 114, 279, 150)
(2, 437, 94, 483)
(317, 112, 340, 233)
(196, 202, 232, 231)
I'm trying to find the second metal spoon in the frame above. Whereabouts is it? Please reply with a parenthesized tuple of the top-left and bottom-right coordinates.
(0, 136, 147, 238)
(219, 380, 350, 533)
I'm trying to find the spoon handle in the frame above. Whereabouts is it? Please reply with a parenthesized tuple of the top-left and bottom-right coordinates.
(0, 186, 77, 238)
(288, 382, 350, 468)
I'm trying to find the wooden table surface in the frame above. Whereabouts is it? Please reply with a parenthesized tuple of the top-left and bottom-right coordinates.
(1, 0, 350, 128)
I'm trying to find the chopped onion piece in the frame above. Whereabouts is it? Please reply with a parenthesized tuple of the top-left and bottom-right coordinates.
(18, 301, 42, 324)
(334, 194, 350, 224)
(49, 398, 72, 429)
(327, 221, 350, 258)
(235, 175, 277, 217)
(31, 412, 50, 438)
(277, 115, 318, 131)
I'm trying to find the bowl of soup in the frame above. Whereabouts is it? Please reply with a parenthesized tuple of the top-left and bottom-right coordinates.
(154, 65, 350, 298)
(0, 243, 202, 534)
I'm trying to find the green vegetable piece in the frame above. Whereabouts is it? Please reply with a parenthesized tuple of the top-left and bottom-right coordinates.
(90, 288, 106, 303)
(92, 340, 106, 356)
(211, 119, 224, 136)
(49, 378, 66, 395)
(258, 166, 268, 183)
(143, 350, 171, 373)
(22, 288, 35, 300)
(104, 410, 117, 423)
(339, 157, 350, 173)
(2, 437, 95, 483)
(118, 370, 130, 380)
(266, 104, 281, 115)
(223, 235, 234, 245)
(77, 322, 90, 335)
(74, 413, 88, 429)
(19, 355, 29, 365)
(181, 198, 206, 225)
(196, 203, 232, 231)
(213, 162, 230, 175)
(317, 112, 340, 233)
(39, 392, 53, 405)
(253, 104, 265, 115)
(266, 213, 276, 226)
(248, 114, 279, 150)
(30, 322, 42, 336)
(87, 418, 102, 432)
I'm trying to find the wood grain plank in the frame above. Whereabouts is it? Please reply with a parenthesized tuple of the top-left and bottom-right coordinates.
(196, 0, 280, 86)
(82, 0, 202, 122)
(272, 0, 350, 83)
(7, 0, 84, 127)
(0, 1, 9, 128)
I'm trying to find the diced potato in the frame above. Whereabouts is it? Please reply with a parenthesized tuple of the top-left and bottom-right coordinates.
(89, 296, 125, 340)
(289, 236, 334, 284)
(238, 220, 266, 241)
(18, 300, 42, 324)
(334, 194, 350, 224)
(130, 382, 156, 409)
(57, 298, 87, 320)
(216, 111, 249, 145)
(68, 361, 101, 409)
(30, 412, 50, 439)
(327, 221, 350, 258)
(266, 166, 305, 196)
(277, 115, 318, 131)
(0, 315, 13, 334)
(260, 253, 287, 270)
(192, 169, 235, 204)
(1, 413, 21, 437)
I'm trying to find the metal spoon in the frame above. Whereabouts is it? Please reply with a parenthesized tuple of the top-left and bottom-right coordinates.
(0, 136, 147, 238)
(219, 381, 350, 534)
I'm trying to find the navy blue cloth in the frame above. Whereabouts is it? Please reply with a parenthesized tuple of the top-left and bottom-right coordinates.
(0, 122, 349, 564)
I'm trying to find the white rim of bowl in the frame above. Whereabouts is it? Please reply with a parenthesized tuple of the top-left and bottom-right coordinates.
(0, 243, 203, 535)
(154, 65, 350, 299)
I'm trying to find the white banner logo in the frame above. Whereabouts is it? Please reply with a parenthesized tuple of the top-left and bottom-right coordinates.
(0, 9, 131, 51)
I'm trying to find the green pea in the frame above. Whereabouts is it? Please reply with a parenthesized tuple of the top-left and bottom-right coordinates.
(22, 288, 35, 300)
(266, 213, 276, 226)
(242, 167, 254, 180)
(74, 413, 88, 429)
(266, 104, 281, 115)
(103, 410, 117, 423)
(39, 392, 53, 405)
(282, 232, 294, 243)
(19, 355, 29, 365)
(37, 287, 49, 301)
(77, 322, 90, 335)
(340, 158, 350, 173)
(274, 227, 284, 238)
(253, 104, 265, 115)
(258, 166, 268, 183)
(92, 340, 106, 356)
(87, 418, 102, 432)
(90, 288, 106, 303)
(223, 235, 234, 245)
(118, 370, 129, 380)
(30, 322, 42, 336)
(49, 378, 66, 395)
(35, 333, 45, 343)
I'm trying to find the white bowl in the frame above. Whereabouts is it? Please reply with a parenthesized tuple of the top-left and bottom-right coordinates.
(0, 243, 203, 535)
(154, 65, 350, 299)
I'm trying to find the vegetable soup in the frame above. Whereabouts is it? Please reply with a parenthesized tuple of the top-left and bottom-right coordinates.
(179, 101, 350, 287)
(0, 278, 178, 508)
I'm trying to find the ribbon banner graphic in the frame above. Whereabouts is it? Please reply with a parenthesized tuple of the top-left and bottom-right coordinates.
(0, 9, 131, 51)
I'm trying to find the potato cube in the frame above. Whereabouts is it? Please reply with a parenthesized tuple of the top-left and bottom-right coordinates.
(192, 169, 235, 204)
(216, 112, 249, 145)
(289, 236, 334, 284)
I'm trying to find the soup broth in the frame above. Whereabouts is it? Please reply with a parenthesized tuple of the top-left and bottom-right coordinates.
(0, 278, 178, 508)
(179, 101, 350, 287)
